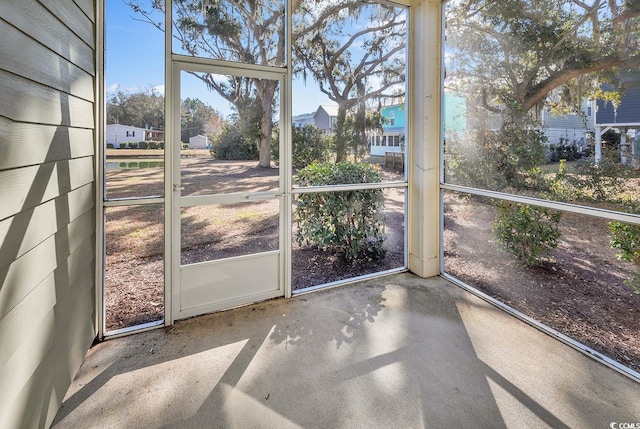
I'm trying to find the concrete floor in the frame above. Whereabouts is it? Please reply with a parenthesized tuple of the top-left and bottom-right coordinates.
(52, 274, 639, 428)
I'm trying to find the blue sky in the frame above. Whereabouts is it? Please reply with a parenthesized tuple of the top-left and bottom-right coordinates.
(106, 0, 332, 118)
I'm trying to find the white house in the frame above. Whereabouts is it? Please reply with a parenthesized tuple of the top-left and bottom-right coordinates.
(292, 112, 315, 128)
(106, 124, 163, 147)
(189, 134, 209, 149)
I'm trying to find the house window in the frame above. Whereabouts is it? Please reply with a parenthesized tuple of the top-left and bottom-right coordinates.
(389, 111, 395, 126)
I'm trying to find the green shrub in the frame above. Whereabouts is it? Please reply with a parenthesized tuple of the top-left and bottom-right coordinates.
(127, 141, 138, 149)
(295, 162, 386, 261)
(210, 124, 258, 160)
(119, 142, 127, 149)
(159, 141, 164, 149)
(271, 125, 331, 170)
(106, 143, 114, 149)
(182, 143, 189, 150)
(608, 201, 640, 294)
(572, 150, 625, 201)
(444, 121, 546, 190)
(494, 201, 562, 267)
(138, 141, 149, 149)
(149, 142, 158, 149)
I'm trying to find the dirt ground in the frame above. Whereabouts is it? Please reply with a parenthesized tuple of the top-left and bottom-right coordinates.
(443, 192, 640, 373)
(104, 155, 405, 330)
(104, 154, 639, 375)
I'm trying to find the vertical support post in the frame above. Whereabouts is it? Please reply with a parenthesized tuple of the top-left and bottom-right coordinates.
(408, 0, 442, 278)
(620, 127, 628, 165)
(595, 126, 602, 163)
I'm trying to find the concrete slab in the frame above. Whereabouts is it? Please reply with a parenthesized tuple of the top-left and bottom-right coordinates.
(52, 274, 640, 428)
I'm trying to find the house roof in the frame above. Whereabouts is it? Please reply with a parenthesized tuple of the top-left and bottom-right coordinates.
(293, 112, 315, 122)
(595, 72, 640, 126)
(316, 104, 339, 117)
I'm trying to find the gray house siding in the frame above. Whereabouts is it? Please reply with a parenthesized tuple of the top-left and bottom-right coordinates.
(597, 87, 640, 125)
(0, 1, 96, 428)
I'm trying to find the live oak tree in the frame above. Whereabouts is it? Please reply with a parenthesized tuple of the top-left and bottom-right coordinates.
(127, 0, 405, 166)
(445, 0, 639, 185)
(294, 3, 407, 162)
(128, 0, 285, 167)
(447, 0, 639, 127)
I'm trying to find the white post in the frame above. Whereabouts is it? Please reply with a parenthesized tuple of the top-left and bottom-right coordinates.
(620, 127, 628, 165)
(595, 126, 602, 163)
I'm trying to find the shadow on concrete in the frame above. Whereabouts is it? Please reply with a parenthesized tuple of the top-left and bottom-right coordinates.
(52, 274, 639, 428)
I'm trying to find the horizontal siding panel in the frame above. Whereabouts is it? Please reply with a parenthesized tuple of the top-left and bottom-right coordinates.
(73, 0, 95, 24)
(0, 268, 94, 429)
(0, 0, 94, 74)
(0, 19, 94, 102)
(0, 261, 93, 397)
(545, 114, 589, 130)
(39, 0, 94, 48)
(5, 320, 95, 429)
(0, 156, 94, 222)
(0, 229, 94, 321)
(0, 204, 94, 272)
(0, 117, 94, 170)
(0, 70, 94, 128)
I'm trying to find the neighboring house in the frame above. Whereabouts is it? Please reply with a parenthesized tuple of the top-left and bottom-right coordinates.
(189, 134, 209, 149)
(293, 112, 315, 128)
(369, 103, 407, 157)
(106, 124, 164, 147)
(541, 100, 594, 151)
(595, 72, 640, 164)
(447, 92, 594, 151)
(313, 104, 339, 132)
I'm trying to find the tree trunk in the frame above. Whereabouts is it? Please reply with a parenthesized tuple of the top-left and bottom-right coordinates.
(334, 105, 348, 163)
(257, 81, 276, 168)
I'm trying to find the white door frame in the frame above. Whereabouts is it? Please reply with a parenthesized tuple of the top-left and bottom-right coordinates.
(167, 60, 290, 322)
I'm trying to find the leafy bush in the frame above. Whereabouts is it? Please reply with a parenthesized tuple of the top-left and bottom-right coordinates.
(295, 162, 386, 261)
(608, 201, 640, 294)
(182, 143, 189, 150)
(119, 142, 126, 149)
(148, 142, 158, 149)
(572, 150, 625, 200)
(272, 125, 331, 170)
(494, 201, 562, 267)
(106, 143, 114, 149)
(444, 123, 546, 190)
(138, 141, 149, 149)
(210, 124, 258, 160)
(127, 141, 138, 149)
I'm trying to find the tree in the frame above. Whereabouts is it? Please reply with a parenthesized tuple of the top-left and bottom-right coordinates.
(106, 88, 164, 129)
(107, 89, 220, 141)
(128, 0, 284, 167)
(446, 0, 640, 124)
(127, 0, 395, 166)
(181, 97, 222, 142)
(294, 3, 407, 162)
